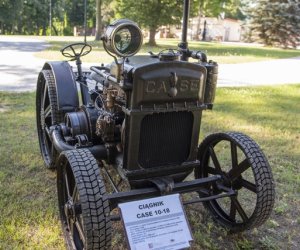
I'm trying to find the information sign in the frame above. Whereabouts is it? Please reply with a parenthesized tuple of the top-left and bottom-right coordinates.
(119, 194, 193, 250)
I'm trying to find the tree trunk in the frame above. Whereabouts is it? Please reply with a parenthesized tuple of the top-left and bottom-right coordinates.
(52, 25, 58, 36)
(196, 2, 203, 41)
(196, 0, 204, 40)
(42, 23, 47, 36)
(148, 28, 157, 46)
(95, 0, 102, 41)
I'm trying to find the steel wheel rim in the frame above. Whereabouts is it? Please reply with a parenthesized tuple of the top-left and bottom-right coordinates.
(198, 137, 258, 226)
(40, 81, 53, 163)
(60, 161, 85, 250)
(36, 74, 57, 167)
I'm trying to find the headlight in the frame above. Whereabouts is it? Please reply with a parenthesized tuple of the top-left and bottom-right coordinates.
(102, 19, 143, 57)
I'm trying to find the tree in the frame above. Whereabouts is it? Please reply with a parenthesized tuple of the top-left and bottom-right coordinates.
(0, 0, 66, 35)
(248, 0, 300, 48)
(66, 0, 92, 28)
(59, 0, 97, 36)
(95, 0, 102, 40)
(195, 0, 237, 18)
(0, 0, 23, 34)
(223, 0, 247, 20)
(94, 0, 115, 40)
(116, 0, 183, 45)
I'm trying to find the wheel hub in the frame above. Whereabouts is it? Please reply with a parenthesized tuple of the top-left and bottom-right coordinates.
(220, 172, 233, 187)
(220, 174, 244, 193)
(232, 177, 243, 190)
(64, 199, 76, 221)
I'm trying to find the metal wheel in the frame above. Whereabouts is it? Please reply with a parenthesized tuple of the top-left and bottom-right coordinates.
(196, 132, 275, 232)
(57, 149, 111, 250)
(36, 70, 63, 169)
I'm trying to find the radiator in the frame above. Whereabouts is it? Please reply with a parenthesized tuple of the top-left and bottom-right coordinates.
(138, 111, 193, 168)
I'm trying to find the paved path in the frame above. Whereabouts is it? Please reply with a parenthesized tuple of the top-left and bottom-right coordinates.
(0, 36, 300, 92)
(218, 57, 300, 87)
(0, 36, 49, 91)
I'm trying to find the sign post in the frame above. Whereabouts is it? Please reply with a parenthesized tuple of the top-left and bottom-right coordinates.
(119, 194, 193, 250)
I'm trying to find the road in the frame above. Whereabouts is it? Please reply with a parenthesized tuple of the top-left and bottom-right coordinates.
(0, 36, 300, 92)
(219, 57, 300, 87)
(0, 36, 49, 91)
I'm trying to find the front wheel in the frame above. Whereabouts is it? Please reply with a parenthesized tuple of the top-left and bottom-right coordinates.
(57, 149, 112, 249)
(196, 132, 275, 232)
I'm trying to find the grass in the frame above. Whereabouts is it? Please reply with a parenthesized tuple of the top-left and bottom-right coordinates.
(191, 84, 300, 249)
(0, 93, 64, 249)
(31, 36, 300, 64)
(0, 84, 299, 249)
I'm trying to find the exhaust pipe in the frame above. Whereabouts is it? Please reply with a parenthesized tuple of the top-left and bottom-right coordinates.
(51, 126, 107, 159)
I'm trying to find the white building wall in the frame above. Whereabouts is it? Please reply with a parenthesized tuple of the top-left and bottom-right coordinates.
(167, 17, 243, 42)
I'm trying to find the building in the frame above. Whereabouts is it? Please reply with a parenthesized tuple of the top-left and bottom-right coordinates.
(157, 17, 243, 42)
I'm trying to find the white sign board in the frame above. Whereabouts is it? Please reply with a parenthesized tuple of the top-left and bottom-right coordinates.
(119, 194, 193, 250)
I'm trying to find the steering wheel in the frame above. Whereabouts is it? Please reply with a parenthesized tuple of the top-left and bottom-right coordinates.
(60, 43, 92, 59)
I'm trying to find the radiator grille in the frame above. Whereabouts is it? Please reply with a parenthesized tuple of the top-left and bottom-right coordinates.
(138, 111, 193, 168)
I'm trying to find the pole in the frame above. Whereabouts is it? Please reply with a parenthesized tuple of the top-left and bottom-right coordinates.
(84, 0, 87, 43)
(181, 0, 190, 46)
(179, 0, 190, 61)
(49, 0, 52, 36)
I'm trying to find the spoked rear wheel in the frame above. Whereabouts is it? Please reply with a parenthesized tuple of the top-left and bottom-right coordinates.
(57, 149, 111, 249)
(196, 132, 275, 232)
(36, 70, 63, 169)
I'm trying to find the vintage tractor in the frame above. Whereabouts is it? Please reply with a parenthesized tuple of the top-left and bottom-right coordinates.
(36, 1, 275, 249)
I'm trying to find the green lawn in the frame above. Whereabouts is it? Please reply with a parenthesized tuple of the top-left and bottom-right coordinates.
(33, 36, 300, 64)
(0, 84, 299, 249)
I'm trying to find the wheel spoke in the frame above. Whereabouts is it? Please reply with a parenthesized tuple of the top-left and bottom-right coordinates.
(44, 105, 52, 118)
(228, 158, 250, 181)
(240, 178, 257, 193)
(75, 221, 86, 245)
(70, 219, 74, 235)
(231, 197, 248, 222)
(72, 186, 78, 201)
(71, 47, 76, 56)
(230, 142, 238, 169)
(64, 169, 72, 198)
(42, 82, 48, 108)
(44, 133, 51, 155)
(45, 126, 51, 139)
(206, 166, 219, 175)
(208, 146, 222, 172)
(229, 199, 237, 221)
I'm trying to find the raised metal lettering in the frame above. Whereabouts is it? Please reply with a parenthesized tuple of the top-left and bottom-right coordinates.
(145, 81, 156, 93)
(180, 80, 189, 92)
(157, 81, 167, 93)
(145, 79, 200, 95)
(190, 80, 199, 91)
